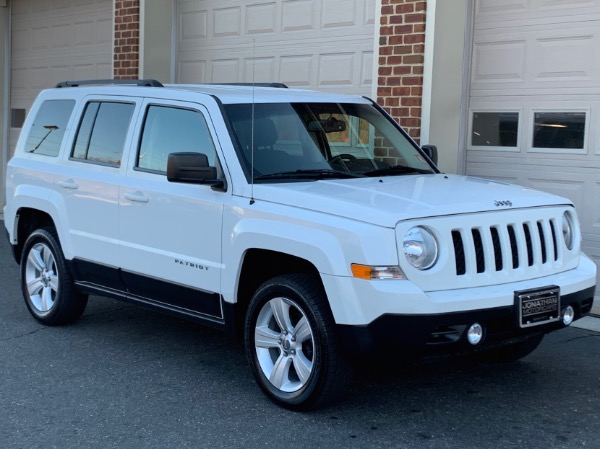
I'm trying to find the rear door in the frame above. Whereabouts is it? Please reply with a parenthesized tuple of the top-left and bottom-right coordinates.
(119, 99, 225, 319)
(57, 96, 138, 282)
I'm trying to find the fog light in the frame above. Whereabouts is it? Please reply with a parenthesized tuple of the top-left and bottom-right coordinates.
(467, 323, 484, 345)
(562, 306, 575, 326)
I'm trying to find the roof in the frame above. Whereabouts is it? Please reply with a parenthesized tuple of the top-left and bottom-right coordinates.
(47, 80, 373, 105)
(162, 84, 373, 104)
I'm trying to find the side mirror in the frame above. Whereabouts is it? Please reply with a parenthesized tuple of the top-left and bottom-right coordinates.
(421, 144, 438, 166)
(167, 152, 225, 190)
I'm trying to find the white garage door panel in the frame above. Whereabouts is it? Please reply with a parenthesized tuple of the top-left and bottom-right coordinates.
(467, 0, 600, 305)
(475, 0, 600, 27)
(176, 0, 376, 95)
(471, 24, 600, 96)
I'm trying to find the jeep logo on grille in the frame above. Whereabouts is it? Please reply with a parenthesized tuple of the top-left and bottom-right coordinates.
(494, 200, 513, 207)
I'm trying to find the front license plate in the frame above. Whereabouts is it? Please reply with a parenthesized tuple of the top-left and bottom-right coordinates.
(516, 286, 560, 328)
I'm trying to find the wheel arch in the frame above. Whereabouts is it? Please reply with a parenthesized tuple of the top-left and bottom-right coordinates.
(228, 249, 329, 340)
(11, 207, 58, 264)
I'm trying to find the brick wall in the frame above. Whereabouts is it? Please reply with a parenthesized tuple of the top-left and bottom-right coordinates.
(377, 0, 427, 143)
(114, 0, 140, 79)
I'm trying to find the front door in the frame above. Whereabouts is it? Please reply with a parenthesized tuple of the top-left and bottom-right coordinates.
(119, 99, 225, 319)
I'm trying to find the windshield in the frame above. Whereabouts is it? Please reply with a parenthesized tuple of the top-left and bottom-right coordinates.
(224, 102, 435, 182)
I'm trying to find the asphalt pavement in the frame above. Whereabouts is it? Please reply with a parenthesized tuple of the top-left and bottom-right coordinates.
(1, 227, 599, 449)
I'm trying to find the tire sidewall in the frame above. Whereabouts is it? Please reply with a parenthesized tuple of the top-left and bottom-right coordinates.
(20, 229, 66, 323)
(245, 276, 327, 409)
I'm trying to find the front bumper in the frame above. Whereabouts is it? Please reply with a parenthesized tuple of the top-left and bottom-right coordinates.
(337, 286, 595, 357)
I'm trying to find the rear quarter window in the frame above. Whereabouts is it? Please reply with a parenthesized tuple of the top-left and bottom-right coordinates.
(24, 100, 75, 157)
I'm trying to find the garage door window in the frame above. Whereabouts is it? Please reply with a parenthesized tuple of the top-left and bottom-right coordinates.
(25, 100, 75, 156)
(469, 111, 519, 151)
(531, 111, 586, 152)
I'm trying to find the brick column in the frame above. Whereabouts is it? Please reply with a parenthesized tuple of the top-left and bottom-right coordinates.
(377, 0, 427, 143)
(114, 0, 140, 79)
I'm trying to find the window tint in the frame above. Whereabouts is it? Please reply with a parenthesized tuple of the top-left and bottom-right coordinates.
(25, 100, 75, 156)
(137, 105, 216, 173)
(532, 112, 585, 150)
(72, 101, 135, 166)
(471, 112, 519, 147)
(224, 103, 433, 180)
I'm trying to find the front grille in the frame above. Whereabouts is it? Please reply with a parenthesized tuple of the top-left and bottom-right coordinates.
(452, 218, 560, 277)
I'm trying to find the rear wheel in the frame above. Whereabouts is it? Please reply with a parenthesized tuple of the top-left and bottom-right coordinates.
(244, 273, 351, 410)
(20, 228, 88, 325)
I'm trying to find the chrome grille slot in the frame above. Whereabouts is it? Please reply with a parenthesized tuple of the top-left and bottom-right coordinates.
(549, 219, 558, 261)
(452, 230, 466, 276)
(507, 224, 519, 269)
(537, 221, 547, 264)
(490, 227, 503, 271)
(472, 228, 485, 273)
(523, 223, 534, 267)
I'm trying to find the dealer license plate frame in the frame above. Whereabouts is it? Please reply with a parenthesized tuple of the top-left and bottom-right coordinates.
(515, 286, 561, 328)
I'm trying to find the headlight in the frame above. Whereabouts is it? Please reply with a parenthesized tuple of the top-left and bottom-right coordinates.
(403, 226, 438, 270)
(562, 211, 575, 250)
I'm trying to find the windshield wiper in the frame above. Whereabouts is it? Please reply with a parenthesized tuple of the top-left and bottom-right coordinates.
(363, 164, 433, 177)
(254, 169, 364, 181)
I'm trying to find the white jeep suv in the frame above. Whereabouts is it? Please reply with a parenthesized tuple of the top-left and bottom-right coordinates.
(4, 79, 597, 409)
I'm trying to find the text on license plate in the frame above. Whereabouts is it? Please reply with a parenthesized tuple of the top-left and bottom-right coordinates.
(516, 286, 560, 328)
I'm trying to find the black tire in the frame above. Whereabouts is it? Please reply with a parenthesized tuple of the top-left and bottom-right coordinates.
(244, 273, 352, 410)
(20, 228, 88, 326)
(476, 333, 544, 363)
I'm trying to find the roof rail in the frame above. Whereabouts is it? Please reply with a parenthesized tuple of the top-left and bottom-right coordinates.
(56, 79, 164, 88)
(209, 82, 288, 89)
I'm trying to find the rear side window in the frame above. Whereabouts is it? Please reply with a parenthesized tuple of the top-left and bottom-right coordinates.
(25, 100, 74, 156)
(137, 105, 216, 173)
(72, 101, 135, 167)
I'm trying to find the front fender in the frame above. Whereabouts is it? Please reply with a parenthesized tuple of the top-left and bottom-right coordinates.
(220, 202, 399, 312)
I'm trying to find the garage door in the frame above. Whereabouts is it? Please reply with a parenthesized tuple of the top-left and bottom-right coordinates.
(9, 0, 112, 157)
(465, 0, 600, 304)
(176, 0, 376, 96)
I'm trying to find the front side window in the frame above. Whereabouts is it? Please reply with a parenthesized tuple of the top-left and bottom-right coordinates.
(224, 102, 434, 182)
(25, 100, 75, 156)
(137, 105, 216, 173)
(71, 101, 135, 166)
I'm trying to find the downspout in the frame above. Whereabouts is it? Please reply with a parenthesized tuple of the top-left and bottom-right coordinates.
(457, 0, 475, 175)
(1, 0, 10, 214)
(371, 0, 382, 100)
(420, 0, 436, 145)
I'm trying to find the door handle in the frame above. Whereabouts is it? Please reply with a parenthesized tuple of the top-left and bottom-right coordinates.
(57, 179, 79, 190)
(124, 191, 150, 203)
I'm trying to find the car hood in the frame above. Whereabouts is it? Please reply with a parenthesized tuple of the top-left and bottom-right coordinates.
(252, 174, 572, 227)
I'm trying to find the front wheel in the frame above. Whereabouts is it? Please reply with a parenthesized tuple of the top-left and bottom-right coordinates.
(20, 228, 88, 325)
(244, 274, 351, 410)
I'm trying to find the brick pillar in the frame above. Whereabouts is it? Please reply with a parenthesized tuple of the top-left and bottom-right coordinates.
(377, 0, 427, 143)
(114, 0, 140, 79)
